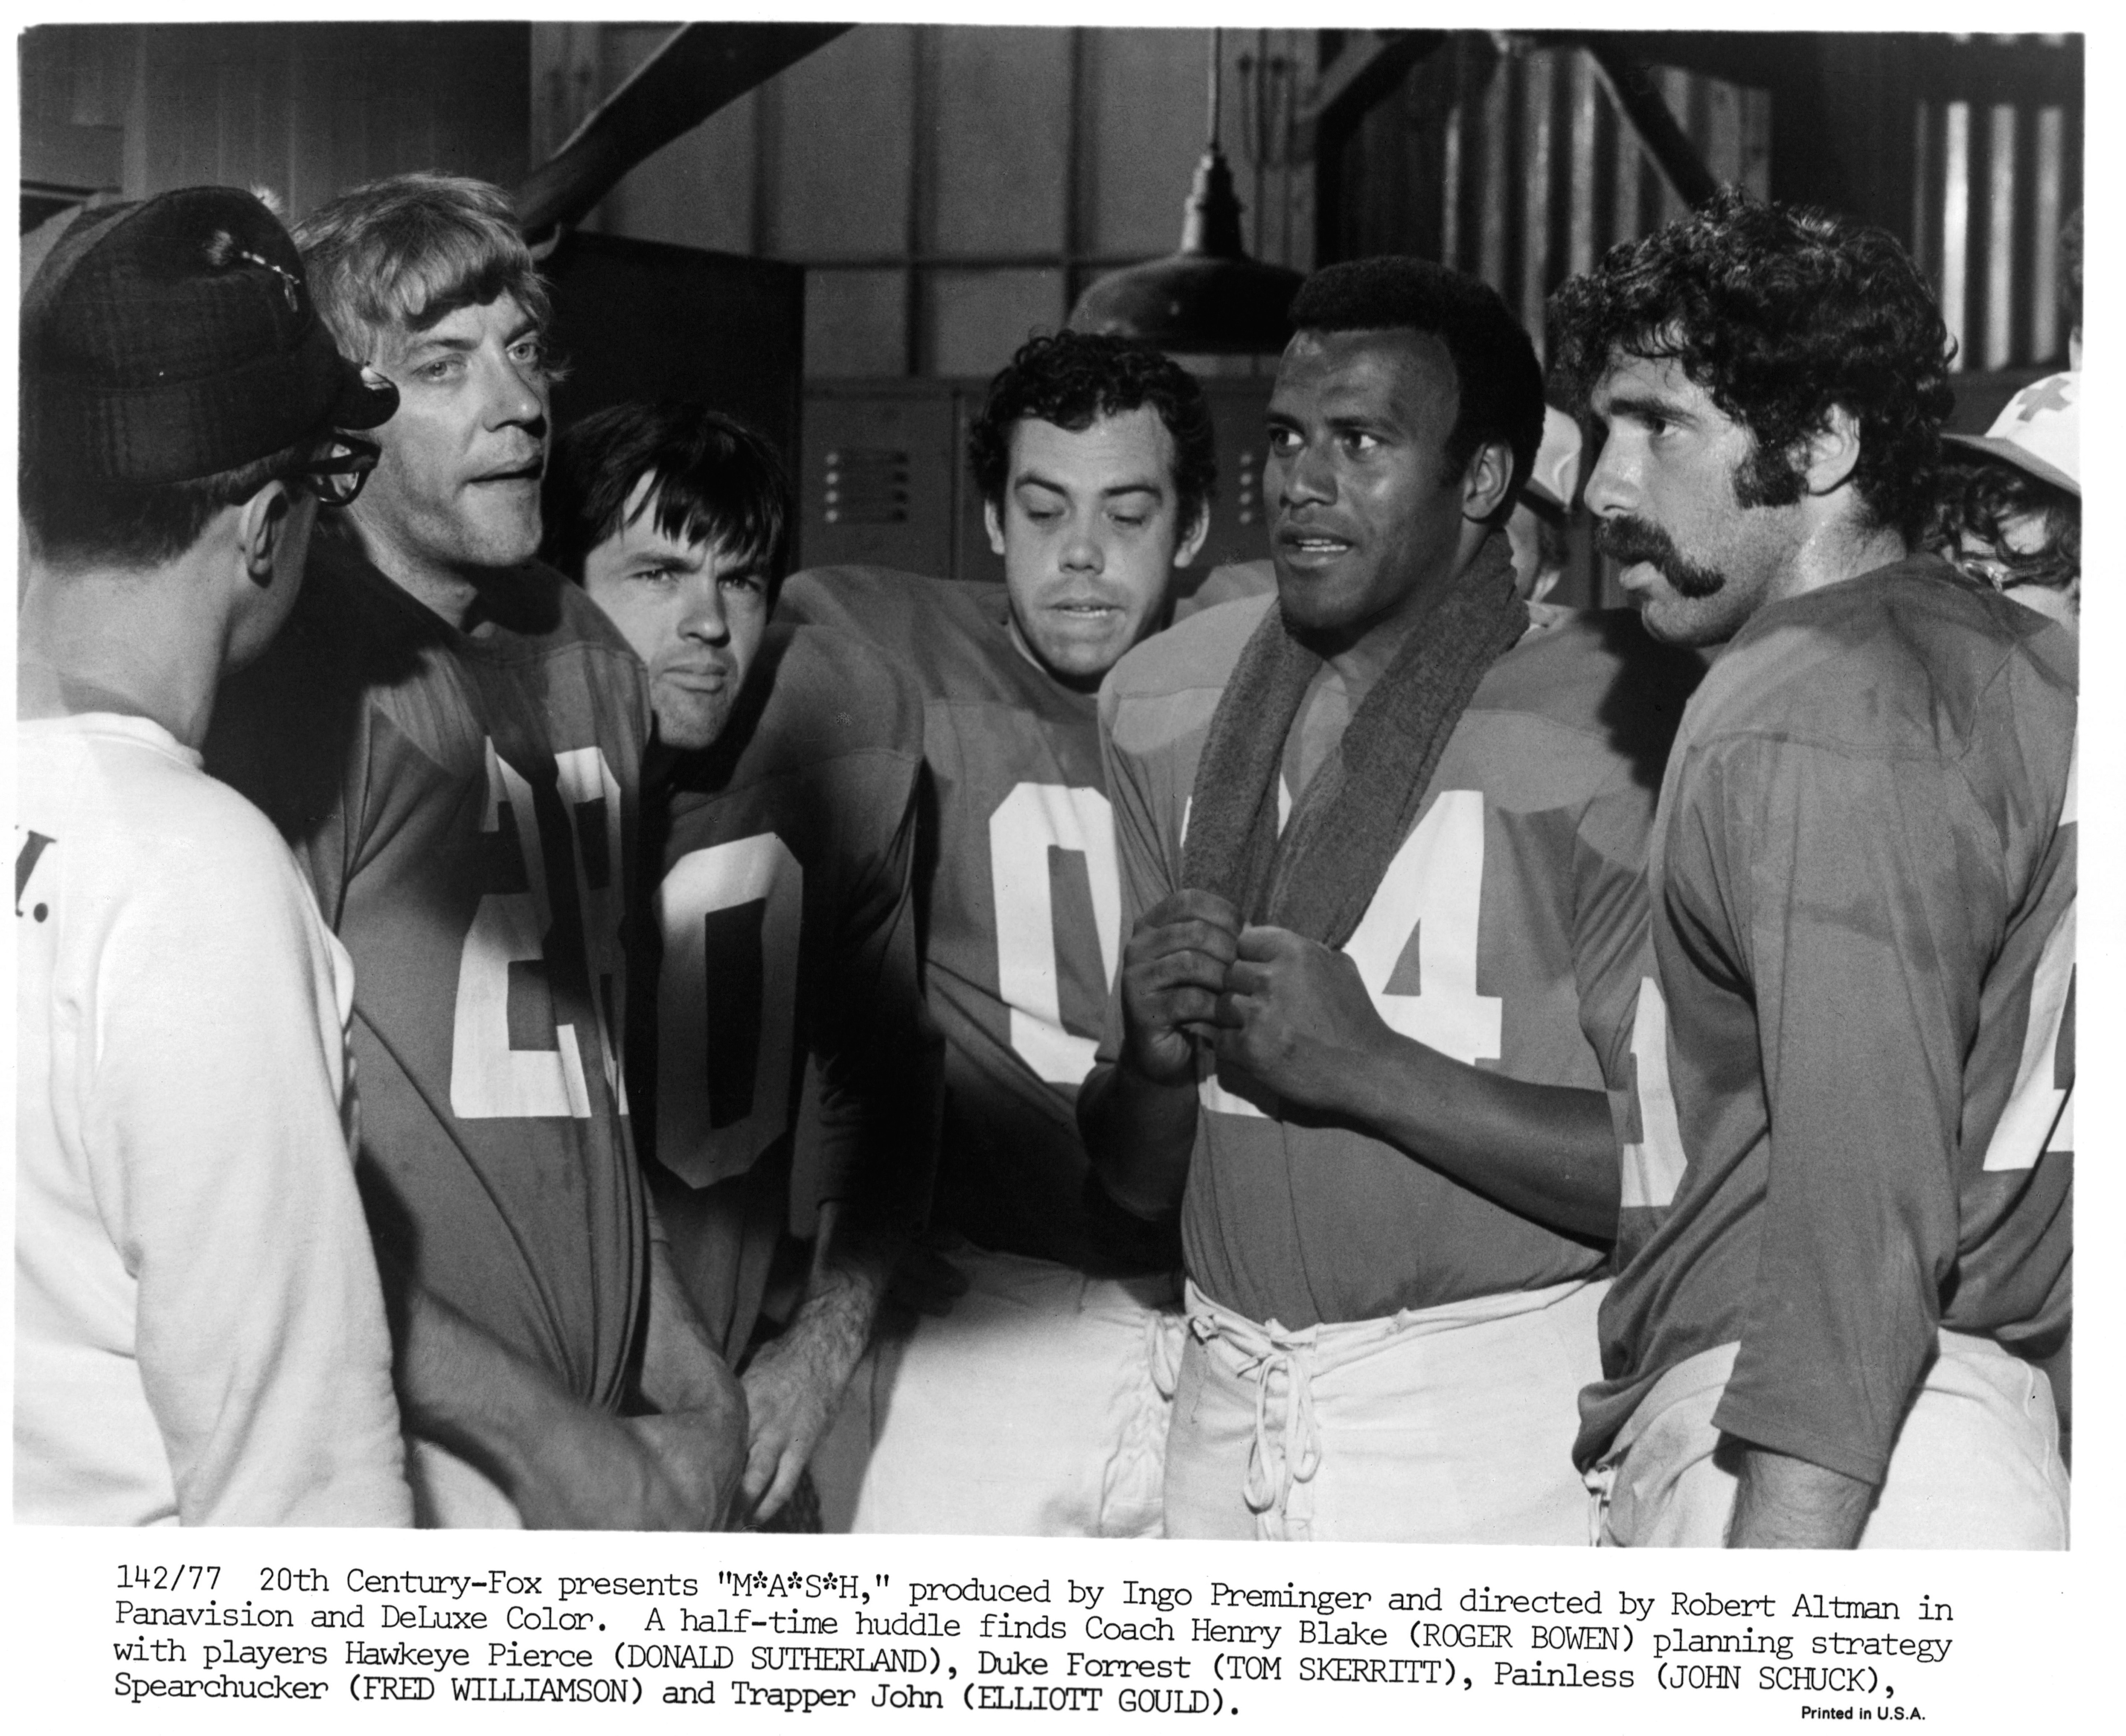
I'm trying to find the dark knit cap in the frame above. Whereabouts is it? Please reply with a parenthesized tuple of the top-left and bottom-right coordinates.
(21, 185, 396, 486)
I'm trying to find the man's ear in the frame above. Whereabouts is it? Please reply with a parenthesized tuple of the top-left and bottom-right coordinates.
(1460, 438, 1515, 524)
(1172, 500, 1211, 571)
(1800, 406, 1865, 497)
(984, 497, 1007, 557)
(236, 479, 297, 588)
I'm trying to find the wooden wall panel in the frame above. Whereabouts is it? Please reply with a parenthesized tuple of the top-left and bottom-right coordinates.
(924, 268, 1066, 378)
(120, 23, 528, 219)
(772, 26, 916, 260)
(928, 29, 1073, 257)
(1081, 28, 1206, 259)
(597, 47, 759, 261)
(805, 270, 909, 379)
(20, 26, 132, 203)
(541, 24, 1313, 381)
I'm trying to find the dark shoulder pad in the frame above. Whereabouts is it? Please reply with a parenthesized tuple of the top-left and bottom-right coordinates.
(780, 565, 954, 647)
(756, 620, 927, 761)
(1493, 606, 1707, 792)
(204, 534, 442, 838)
(676, 620, 928, 792)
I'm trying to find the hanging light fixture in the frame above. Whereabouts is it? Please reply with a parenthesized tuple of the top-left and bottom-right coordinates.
(1068, 29, 1303, 355)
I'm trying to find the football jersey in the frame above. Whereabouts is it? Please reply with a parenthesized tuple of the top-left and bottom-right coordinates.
(781, 567, 1171, 1273)
(206, 535, 650, 1413)
(1099, 594, 1702, 1328)
(1581, 558, 2075, 1487)
(636, 623, 933, 1366)
(1172, 558, 1275, 622)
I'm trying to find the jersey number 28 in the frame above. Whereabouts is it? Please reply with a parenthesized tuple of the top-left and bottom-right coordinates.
(450, 743, 629, 1122)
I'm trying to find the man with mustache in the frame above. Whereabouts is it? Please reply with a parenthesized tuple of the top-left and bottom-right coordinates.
(1082, 258, 1699, 1542)
(782, 332, 1214, 1534)
(1552, 191, 2073, 1547)
(209, 175, 745, 1529)
(542, 402, 931, 1527)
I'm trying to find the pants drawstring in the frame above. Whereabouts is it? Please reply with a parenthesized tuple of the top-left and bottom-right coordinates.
(1190, 1309, 1323, 1538)
(1147, 1307, 1185, 1402)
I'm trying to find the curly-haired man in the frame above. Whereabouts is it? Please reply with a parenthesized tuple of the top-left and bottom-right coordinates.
(783, 331, 1213, 1534)
(1552, 190, 2074, 1548)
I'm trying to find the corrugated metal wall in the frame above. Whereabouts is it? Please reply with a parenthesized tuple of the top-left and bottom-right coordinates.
(1327, 33, 2079, 375)
(1336, 40, 1768, 360)
(1912, 80, 2081, 372)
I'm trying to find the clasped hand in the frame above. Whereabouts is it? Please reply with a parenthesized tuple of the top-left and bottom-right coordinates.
(1119, 889, 1391, 1108)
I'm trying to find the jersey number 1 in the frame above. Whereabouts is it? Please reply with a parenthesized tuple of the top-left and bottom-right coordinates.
(1985, 729, 2076, 1172)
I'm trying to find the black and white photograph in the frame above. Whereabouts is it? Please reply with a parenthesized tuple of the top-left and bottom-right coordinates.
(8, 9, 2112, 1728)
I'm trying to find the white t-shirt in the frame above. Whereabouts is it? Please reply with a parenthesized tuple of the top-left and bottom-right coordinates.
(15, 713, 411, 1525)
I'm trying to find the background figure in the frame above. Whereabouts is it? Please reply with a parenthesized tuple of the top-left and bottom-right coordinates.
(545, 402, 933, 1528)
(784, 331, 1212, 1535)
(207, 173, 746, 1530)
(1555, 190, 2072, 1548)
(1084, 258, 1697, 1543)
(17, 187, 408, 1525)
(1504, 405, 1585, 603)
(1934, 372, 2080, 635)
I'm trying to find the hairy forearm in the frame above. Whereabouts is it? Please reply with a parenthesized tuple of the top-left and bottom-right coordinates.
(1078, 1058, 1199, 1221)
(731, 1204, 893, 1521)
(1326, 1032, 1619, 1240)
(1726, 1445, 1874, 1548)
(784, 1203, 894, 1394)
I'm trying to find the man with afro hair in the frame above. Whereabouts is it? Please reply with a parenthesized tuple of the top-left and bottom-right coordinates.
(1084, 256, 1699, 1542)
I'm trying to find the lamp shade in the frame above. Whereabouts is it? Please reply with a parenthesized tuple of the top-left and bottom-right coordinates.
(1069, 142, 1303, 356)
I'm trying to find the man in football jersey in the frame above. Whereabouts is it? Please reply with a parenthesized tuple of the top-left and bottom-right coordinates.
(1172, 405, 1579, 624)
(543, 401, 931, 1526)
(18, 186, 409, 1526)
(781, 331, 1214, 1534)
(1082, 257, 1699, 1543)
(208, 174, 745, 1530)
(1552, 190, 2072, 1547)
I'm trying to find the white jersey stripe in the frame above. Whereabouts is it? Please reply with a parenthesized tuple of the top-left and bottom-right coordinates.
(1621, 976, 1690, 1210)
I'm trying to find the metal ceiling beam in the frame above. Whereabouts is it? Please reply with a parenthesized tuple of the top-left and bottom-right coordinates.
(1302, 30, 1443, 133)
(1575, 36, 1721, 209)
(515, 21, 850, 243)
